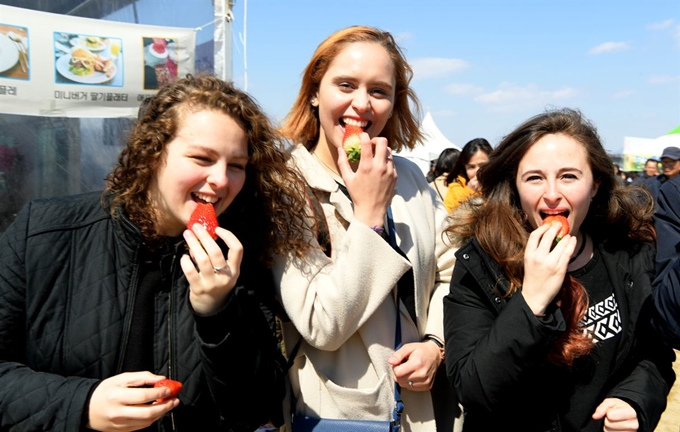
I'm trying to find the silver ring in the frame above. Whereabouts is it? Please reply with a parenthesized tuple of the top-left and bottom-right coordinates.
(213, 263, 228, 273)
(408, 380, 413, 387)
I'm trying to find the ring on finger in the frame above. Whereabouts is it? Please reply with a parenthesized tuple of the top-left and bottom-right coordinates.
(408, 380, 413, 387)
(213, 263, 228, 273)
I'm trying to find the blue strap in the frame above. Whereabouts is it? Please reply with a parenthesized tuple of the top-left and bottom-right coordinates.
(386, 207, 403, 431)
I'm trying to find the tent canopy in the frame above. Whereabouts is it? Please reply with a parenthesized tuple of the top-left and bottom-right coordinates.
(397, 112, 459, 175)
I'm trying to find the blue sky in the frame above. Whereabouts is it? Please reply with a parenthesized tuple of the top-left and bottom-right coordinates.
(226, 0, 679, 155)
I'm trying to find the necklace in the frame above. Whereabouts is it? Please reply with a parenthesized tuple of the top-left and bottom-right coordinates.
(569, 233, 587, 264)
(314, 152, 341, 177)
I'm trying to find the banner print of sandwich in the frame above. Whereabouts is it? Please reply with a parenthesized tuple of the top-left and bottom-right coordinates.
(53, 32, 123, 87)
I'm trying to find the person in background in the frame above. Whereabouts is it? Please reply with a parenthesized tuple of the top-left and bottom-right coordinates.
(643, 146, 680, 200)
(426, 158, 437, 183)
(632, 158, 660, 186)
(0, 75, 312, 431)
(275, 25, 460, 431)
(429, 148, 461, 202)
(443, 138, 493, 213)
(443, 108, 674, 432)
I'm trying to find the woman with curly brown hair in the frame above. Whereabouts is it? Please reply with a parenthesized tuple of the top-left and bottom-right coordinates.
(0, 75, 310, 431)
(442, 108, 675, 432)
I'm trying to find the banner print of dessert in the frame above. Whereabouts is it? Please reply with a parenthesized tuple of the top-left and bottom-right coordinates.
(53, 32, 123, 87)
(143, 37, 178, 90)
(0, 23, 29, 81)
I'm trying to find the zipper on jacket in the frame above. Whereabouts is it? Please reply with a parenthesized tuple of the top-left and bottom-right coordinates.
(168, 252, 177, 432)
(116, 248, 142, 374)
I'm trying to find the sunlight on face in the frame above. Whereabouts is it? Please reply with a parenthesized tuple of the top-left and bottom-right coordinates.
(314, 41, 396, 151)
(515, 134, 599, 236)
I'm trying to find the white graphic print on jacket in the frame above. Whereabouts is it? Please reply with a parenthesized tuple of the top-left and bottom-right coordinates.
(580, 294, 622, 343)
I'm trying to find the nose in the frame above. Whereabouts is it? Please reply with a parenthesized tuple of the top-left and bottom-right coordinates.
(351, 90, 371, 112)
(207, 164, 228, 190)
(543, 180, 561, 203)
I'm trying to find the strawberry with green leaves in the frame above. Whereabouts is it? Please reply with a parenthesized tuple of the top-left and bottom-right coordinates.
(187, 202, 219, 239)
(542, 215, 569, 243)
(343, 124, 363, 163)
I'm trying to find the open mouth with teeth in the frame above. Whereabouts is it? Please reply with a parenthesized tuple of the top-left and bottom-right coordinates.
(192, 192, 218, 206)
(540, 210, 569, 221)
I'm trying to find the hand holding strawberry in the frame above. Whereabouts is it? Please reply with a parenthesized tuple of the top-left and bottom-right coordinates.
(154, 378, 183, 402)
(542, 215, 569, 243)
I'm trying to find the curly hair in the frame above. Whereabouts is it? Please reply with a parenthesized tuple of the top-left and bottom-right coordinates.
(278, 25, 423, 152)
(446, 108, 655, 366)
(104, 75, 311, 265)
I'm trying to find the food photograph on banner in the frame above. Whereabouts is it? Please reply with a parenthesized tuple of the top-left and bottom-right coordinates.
(142, 36, 178, 90)
(53, 32, 123, 87)
(0, 23, 29, 81)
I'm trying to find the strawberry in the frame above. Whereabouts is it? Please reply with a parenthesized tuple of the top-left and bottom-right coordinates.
(542, 215, 569, 243)
(343, 124, 363, 163)
(154, 378, 183, 402)
(187, 202, 219, 239)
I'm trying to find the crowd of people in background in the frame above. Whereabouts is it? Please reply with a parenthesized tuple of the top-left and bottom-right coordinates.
(1, 23, 679, 432)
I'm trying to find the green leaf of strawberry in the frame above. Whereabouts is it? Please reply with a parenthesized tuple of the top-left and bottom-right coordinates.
(187, 203, 218, 239)
(154, 378, 183, 402)
(542, 215, 570, 242)
(343, 124, 363, 163)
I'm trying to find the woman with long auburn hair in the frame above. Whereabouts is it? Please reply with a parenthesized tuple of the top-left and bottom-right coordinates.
(443, 108, 674, 432)
(274, 25, 460, 431)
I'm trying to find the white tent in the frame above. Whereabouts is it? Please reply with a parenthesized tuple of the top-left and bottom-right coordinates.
(397, 112, 459, 175)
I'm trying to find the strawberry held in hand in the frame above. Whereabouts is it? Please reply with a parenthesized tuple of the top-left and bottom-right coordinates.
(542, 215, 569, 243)
(343, 124, 363, 163)
(154, 379, 183, 402)
(187, 202, 219, 239)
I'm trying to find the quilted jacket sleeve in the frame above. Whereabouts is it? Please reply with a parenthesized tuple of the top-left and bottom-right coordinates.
(0, 202, 99, 431)
(651, 177, 680, 349)
(193, 272, 287, 431)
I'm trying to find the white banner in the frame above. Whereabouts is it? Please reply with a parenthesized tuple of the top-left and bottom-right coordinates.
(0, 5, 195, 117)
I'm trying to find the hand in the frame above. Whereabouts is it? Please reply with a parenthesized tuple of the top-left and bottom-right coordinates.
(592, 398, 639, 431)
(337, 133, 397, 229)
(87, 372, 178, 431)
(467, 176, 480, 192)
(181, 224, 243, 315)
(387, 341, 441, 391)
(521, 222, 576, 316)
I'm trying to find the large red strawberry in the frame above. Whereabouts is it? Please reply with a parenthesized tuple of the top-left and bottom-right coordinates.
(154, 378, 183, 402)
(343, 124, 363, 162)
(187, 202, 218, 239)
(542, 215, 569, 243)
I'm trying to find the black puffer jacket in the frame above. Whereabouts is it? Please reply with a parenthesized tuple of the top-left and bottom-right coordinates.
(443, 236, 675, 432)
(0, 192, 286, 431)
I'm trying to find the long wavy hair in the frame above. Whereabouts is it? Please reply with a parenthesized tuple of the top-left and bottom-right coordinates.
(278, 25, 424, 151)
(104, 75, 311, 265)
(446, 108, 655, 366)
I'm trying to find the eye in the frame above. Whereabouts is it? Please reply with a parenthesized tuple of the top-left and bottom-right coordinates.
(526, 175, 542, 182)
(370, 87, 389, 97)
(338, 82, 354, 91)
(561, 173, 578, 180)
(191, 155, 212, 163)
(228, 163, 246, 172)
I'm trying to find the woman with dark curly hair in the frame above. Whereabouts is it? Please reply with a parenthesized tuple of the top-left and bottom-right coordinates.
(0, 75, 310, 431)
(442, 108, 675, 432)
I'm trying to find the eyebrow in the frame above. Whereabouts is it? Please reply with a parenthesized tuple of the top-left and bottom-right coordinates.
(333, 75, 394, 89)
(187, 144, 248, 160)
(520, 167, 583, 177)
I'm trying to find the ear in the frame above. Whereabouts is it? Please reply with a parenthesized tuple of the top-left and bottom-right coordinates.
(590, 180, 600, 199)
